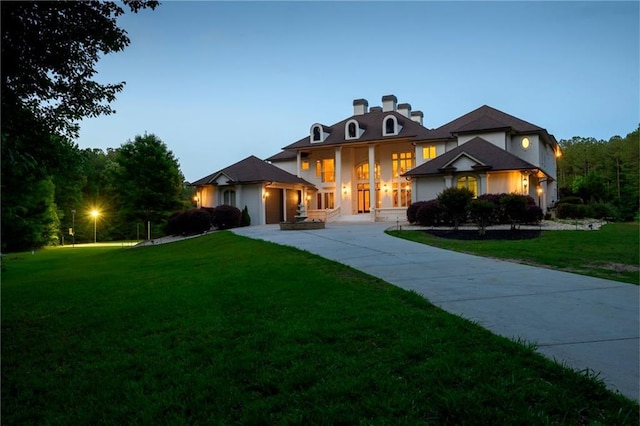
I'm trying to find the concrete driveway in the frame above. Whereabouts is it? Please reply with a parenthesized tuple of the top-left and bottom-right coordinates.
(231, 222, 639, 401)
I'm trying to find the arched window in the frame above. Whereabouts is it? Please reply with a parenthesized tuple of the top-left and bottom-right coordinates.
(312, 126, 321, 142)
(385, 117, 395, 134)
(348, 122, 356, 138)
(456, 176, 478, 197)
(355, 162, 380, 180)
(223, 189, 236, 206)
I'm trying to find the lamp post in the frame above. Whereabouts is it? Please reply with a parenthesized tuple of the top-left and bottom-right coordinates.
(536, 186, 543, 208)
(92, 210, 99, 243)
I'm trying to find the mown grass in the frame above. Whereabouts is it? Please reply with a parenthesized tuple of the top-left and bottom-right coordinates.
(388, 222, 640, 285)
(2, 232, 638, 424)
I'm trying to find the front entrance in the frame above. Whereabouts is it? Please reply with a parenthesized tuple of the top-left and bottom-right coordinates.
(357, 183, 370, 213)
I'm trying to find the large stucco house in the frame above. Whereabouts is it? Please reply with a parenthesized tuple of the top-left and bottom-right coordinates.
(192, 95, 561, 225)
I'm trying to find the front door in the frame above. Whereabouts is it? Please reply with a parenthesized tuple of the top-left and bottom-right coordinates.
(357, 183, 370, 213)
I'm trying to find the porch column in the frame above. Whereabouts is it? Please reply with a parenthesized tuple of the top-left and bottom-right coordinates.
(369, 145, 376, 218)
(282, 188, 287, 222)
(236, 185, 243, 209)
(444, 174, 453, 188)
(296, 152, 302, 177)
(478, 173, 487, 195)
(260, 186, 267, 225)
(335, 147, 342, 209)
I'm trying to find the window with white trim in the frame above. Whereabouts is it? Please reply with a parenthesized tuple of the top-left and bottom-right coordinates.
(423, 145, 436, 160)
(456, 175, 478, 197)
(223, 189, 236, 206)
(315, 158, 335, 183)
(392, 152, 415, 177)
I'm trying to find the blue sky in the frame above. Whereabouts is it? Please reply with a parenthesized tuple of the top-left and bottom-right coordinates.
(77, 1, 640, 182)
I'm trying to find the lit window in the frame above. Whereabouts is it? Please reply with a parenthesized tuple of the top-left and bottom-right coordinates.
(301, 160, 309, 170)
(316, 159, 335, 182)
(423, 145, 436, 160)
(456, 176, 478, 197)
(521, 137, 530, 150)
(324, 192, 334, 209)
(393, 183, 412, 207)
(392, 152, 415, 177)
(355, 162, 380, 180)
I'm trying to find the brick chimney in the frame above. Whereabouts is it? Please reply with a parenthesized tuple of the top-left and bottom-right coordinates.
(353, 98, 368, 115)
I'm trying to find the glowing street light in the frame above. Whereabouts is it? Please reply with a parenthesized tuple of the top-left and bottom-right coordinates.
(92, 210, 99, 243)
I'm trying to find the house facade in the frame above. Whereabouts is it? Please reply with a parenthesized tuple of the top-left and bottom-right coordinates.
(192, 95, 561, 225)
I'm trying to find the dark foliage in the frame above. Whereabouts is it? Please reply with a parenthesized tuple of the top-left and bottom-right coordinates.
(241, 206, 251, 227)
(166, 209, 212, 236)
(557, 203, 594, 219)
(415, 200, 443, 227)
(437, 187, 474, 231)
(469, 199, 495, 235)
(406, 201, 429, 224)
(212, 205, 241, 230)
(558, 196, 584, 205)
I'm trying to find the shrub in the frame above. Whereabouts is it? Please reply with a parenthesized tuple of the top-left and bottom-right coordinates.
(166, 211, 186, 236)
(589, 201, 617, 220)
(415, 200, 443, 226)
(524, 205, 544, 224)
(469, 199, 495, 235)
(477, 193, 507, 223)
(556, 203, 594, 219)
(212, 205, 242, 230)
(241, 206, 251, 227)
(500, 193, 528, 230)
(185, 209, 212, 234)
(437, 187, 474, 230)
(407, 201, 429, 224)
(558, 196, 584, 205)
(165, 209, 212, 236)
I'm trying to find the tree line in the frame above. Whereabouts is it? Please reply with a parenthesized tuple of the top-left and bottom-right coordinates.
(2, 132, 193, 252)
(556, 127, 639, 221)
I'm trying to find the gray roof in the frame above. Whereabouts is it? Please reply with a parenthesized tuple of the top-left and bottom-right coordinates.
(404, 137, 538, 177)
(426, 105, 548, 140)
(191, 155, 314, 187)
(282, 110, 432, 150)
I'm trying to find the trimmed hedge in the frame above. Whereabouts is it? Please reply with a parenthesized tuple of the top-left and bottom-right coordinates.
(416, 200, 443, 226)
(212, 205, 241, 230)
(408, 192, 543, 229)
(166, 208, 212, 236)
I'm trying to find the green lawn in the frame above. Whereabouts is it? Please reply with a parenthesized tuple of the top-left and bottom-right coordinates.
(388, 222, 640, 285)
(2, 232, 638, 424)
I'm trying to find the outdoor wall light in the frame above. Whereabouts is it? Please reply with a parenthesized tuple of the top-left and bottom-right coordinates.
(536, 186, 543, 196)
(342, 185, 347, 194)
(383, 184, 388, 193)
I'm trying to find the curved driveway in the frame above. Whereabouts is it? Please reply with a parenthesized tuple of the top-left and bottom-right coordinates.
(231, 222, 639, 401)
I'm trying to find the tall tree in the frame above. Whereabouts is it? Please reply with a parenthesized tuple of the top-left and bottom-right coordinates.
(1, 1, 158, 251)
(112, 134, 185, 235)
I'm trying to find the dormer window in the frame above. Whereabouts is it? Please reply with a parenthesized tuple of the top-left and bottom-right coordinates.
(310, 123, 329, 143)
(344, 119, 362, 140)
(348, 122, 356, 138)
(382, 115, 401, 136)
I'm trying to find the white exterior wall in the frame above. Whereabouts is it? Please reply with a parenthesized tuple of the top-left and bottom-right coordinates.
(413, 177, 444, 201)
(449, 156, 477, 172)
(272, 159, 297, 176)
(239, 184, 263, 225)
(507, 134, 540, 167)
(459, 131, 507, 149)
(415, 142, 446, 166)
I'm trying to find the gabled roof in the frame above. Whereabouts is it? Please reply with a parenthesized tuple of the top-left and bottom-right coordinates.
(191, 155, 314, 187)
(283, 110, 431, 150)
(426, 105, 546, 140)
(404, 137, 538, 177)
